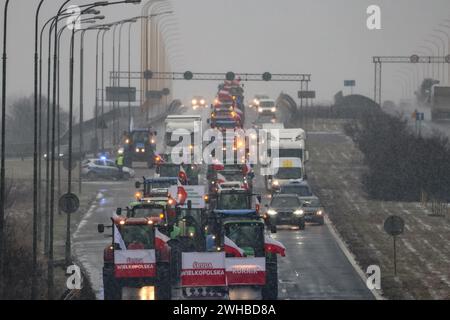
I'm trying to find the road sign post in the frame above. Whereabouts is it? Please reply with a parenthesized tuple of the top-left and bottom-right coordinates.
(384, 215, 405, 276)
(344, 80, 356, 94)
(59, 193, 80, 266)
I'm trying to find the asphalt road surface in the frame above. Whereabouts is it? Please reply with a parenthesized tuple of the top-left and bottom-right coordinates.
(73, 104, 374, 300)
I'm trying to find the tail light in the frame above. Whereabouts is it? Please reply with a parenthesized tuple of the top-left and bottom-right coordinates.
(104, 245, 114, 262)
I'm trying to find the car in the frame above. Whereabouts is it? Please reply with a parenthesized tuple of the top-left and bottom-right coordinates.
(299, 196, 325, 225)
(252, 114, 277, 129)
(81, 158, 135, 180)
(257, 99, 277, 114)
(279, 181, 313, 197)
(191, 96, 207, 110)
(265, 194, 305, 231)
(250, 94, 270, 108)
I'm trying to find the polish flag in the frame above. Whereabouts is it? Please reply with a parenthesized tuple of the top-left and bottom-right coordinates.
(224, 236, 244, 257)
(213, 160, 225, 171)
(178, 165, 188, 184)
(155, 228, 170, 251)
(264, 236, 286, 257)
(177, 180, 188, 205)
(114, 225, 127, 250)
(255, 196, 261, 214)
(216, 173, 227, 184)
(242, 162, 252, 175)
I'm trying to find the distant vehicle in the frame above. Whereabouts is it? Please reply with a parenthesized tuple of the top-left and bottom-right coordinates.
(267, 157, 304, 191)
(431, 86, 450, 121)
(252, 114, 277, 129)
(257, 99, 277, 114)
(265, 194, 305, 231)
(250, 94, 270, 108)
(164, 115, 202, 157)
(135, 177, 179, 199)
(279, 181, 313, 197)
(191, 96, 207, 110)
(81, 158, 135, 180)
(300, 196, 325, 225)
(123, 129, 157, 168)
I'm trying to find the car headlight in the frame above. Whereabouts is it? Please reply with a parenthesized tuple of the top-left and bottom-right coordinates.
(294, 209, 304, 216)
(135, 148, 140, 153)
(192, 99, 197, 105)
(267, 209, 278, 216)
(200, 99, 205, 105)
(271, 107, 276, 112)
(317, 210, 323, 216)
(258, 108, 263, 113)
(272, 180, 279, 186)
(151, 139, 156, 144)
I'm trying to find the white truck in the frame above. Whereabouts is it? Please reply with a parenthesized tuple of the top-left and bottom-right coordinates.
(266, 157, 304, 191)
(164, 115, 203, 163)
(431, 86, 450, 121)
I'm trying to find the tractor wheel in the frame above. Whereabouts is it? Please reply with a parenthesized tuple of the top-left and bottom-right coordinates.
(155, 263, 171, 300)
(261, 257, 278, 300)
(103, 268, 122, 300)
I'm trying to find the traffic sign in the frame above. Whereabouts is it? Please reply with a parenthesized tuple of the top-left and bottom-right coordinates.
(146, 90, 163, 100)
(410, 54, 420, 63)
(298, 91, 316, 99)
(416, 112, 425, 121)
(144, 70, 153, 79)
(59, 193, 80, 214)
(344, 80, 356, 87)
(262, 72, 272, 81)
(226, 72, 236, 81)
(105, 87, 136, 102)
(162, 88, 171, 96)
(384, 215, 405, 236)
(183, 71, 193, 80)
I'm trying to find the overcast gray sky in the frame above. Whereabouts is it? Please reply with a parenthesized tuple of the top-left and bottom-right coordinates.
(1, 0, 450, 119)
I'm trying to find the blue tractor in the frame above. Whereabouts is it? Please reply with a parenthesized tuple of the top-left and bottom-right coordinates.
(123, 128, 157, 168)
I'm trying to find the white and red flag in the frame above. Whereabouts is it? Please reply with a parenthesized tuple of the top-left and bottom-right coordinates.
(176, 180, 188, 205)
(155, 228, 170, 251)
(242, 162, 252, 175)
(264, 235, 286, 257)
(178, 165, 188, 184)
(224, 236, 245, 257)
(216, 173, 227, 184)
(213, 159, 225, 171)
(114, 224, 127, 250)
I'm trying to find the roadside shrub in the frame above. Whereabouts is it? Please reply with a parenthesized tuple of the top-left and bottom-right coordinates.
(344, 110, 450, 201)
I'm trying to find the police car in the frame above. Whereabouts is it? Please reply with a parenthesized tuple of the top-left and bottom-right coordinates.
(81, 157, 135, 180)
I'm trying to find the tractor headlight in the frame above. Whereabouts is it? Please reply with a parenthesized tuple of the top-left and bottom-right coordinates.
(267, 209, 278, 216)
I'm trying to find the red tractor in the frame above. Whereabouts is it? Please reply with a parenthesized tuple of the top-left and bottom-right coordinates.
(98, 211, 172, 300)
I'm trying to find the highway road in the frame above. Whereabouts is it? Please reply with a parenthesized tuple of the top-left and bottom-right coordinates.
(73, 103, 374, 300)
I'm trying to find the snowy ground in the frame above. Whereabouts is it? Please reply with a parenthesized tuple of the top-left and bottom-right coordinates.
(304, 118, 450, 300)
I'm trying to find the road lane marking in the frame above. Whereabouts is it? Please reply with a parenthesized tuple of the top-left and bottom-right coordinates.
(324, 215, 384, 300)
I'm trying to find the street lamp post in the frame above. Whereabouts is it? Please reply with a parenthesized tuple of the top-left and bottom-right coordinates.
(77, 22, 105, 198)
(0, 0, 11, 299)
(430, 34, 447, 84)
(32, 0, 46, 300)
(425, 39, 441, 82)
